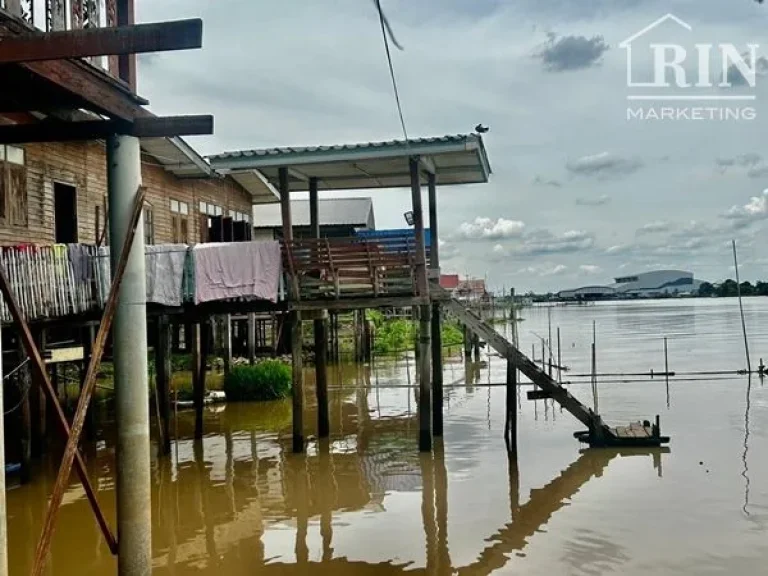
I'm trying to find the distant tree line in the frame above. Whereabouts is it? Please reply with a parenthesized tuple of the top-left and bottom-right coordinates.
(698, 280, 768, 297)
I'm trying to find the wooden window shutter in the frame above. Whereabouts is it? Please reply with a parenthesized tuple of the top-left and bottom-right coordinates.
(8, 163, 27, 226)
(0, 163, 6, 220)
(171, 214, 179, 243)
(180, 218, 189, 244)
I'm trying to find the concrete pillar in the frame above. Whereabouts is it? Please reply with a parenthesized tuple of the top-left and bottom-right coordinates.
(107, 133, 151, 576)
(0, 327, 8, 576)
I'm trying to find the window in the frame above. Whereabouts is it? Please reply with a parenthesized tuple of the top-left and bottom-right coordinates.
(143, 204, 155, 245)
(171, 199, 189, 243)
(229, 209, 251, 223)
(0, 145, 27, 226)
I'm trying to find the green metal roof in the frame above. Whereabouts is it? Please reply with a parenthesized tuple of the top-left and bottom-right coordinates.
(208, 134, 491, 193)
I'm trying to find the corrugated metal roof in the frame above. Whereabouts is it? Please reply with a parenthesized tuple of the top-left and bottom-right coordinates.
(252, 198, 374, 228)
(208, 133, 492, 192)
(210, 134, 476, 161)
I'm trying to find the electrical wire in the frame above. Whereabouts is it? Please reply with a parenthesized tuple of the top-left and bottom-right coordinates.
(373, 0, 409, 142)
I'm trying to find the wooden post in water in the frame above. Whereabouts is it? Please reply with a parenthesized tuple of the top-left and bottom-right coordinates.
(309, 176, 329, 438)
(473, 332, 480, 362)
(732, 240, 752, 373)
(291, 311, 304, 452)
(19, 341, 32, 484)
(664, 336, 670, 408)
(155, 316, 172, 455)
(547, 307, 553, 378)
(191, 323, 205, 440)
(30, 328, 45, 457)
(247, 313, 256, 365)
(221, 314, 232, 375)
(557, 327, 562, 385)
(463, 325, 471, 360)
(410, 157, 432, 452)
(428, 171, 444, 437)
(505, 359, 517, 452)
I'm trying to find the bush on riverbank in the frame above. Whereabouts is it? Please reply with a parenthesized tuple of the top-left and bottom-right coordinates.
(223, 360, 291, 402)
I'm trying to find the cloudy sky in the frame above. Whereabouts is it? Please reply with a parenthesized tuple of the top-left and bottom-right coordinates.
(137, 0, 768, 292)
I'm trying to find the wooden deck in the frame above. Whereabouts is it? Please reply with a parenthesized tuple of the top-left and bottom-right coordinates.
(283, 234, 426, 301)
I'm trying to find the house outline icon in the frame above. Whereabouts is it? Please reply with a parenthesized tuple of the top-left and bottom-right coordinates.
(619, 13, 693, 88)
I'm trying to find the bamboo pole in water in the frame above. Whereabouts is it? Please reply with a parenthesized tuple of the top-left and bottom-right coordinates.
(732, 240, 752, 374)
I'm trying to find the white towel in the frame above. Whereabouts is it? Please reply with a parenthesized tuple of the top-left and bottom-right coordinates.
(193, 241, 281, 304)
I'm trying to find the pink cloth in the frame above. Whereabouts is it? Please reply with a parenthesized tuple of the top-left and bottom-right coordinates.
(193, 241, 281, 304)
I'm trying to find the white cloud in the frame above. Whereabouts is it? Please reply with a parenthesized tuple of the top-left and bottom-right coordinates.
(575, 194, 611, 206)
(518, 263, 568, 276)
(723, 189, 768, 226)
(566, 152, 643, 178)
(456, 217, 526, 240)
(579, 264, 602, 274)
(514, 229, 594, 255)
(605, 244, 629, 254)
(637, 221, 671, 235)
(438, 239, 460, 259)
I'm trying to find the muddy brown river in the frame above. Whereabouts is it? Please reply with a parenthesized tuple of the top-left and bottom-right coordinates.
(7, 299, 768, 574)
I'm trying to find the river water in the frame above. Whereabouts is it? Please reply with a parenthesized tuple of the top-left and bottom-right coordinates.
(7, 298, 768, 574)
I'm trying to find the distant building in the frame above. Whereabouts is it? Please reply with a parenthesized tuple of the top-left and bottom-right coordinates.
(253, 197, 375, 240)
(440, 274, 460, 291)
(456, 278, 489, 302)
(558, 270, 703, 300)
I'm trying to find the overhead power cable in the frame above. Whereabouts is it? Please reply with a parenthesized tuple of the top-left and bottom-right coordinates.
(373, 0, 409, 142)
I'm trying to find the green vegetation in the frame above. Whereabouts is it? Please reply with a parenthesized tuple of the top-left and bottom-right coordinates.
(698, 280, 768, 298)
(222, 360, 292, 402)
(366, 309, 465, 355)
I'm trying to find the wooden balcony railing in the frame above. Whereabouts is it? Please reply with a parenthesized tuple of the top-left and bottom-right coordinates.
(282, 235, 429, 300)
(0, 0, 117, 71)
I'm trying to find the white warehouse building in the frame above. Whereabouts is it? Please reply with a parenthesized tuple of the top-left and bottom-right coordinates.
(558, 270, 703, 300)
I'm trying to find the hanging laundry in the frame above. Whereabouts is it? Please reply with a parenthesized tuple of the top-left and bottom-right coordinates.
(192, 241, 281, 304)
(145, 245, 189, 306)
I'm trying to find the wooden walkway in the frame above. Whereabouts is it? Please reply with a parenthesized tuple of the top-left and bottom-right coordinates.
(438, 285, 670, 448)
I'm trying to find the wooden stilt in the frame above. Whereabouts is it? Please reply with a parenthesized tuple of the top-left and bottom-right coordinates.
(247, 312, 256, 365)
(419, 304, 432, 452)
(473, 333, 480, 362)
(315, 315, 329, 438)
(222, 314, 232, 375)
(505, 359, 517, 452)
(80, 326, 96, 441)
(192, 323, 204, 440)
(463, 325, 471, 360)
(431, 304, 443, 436)
(291, 311, 304, 453)
(155, 316, 172, 455)
(19, 344, 32, 484)
(30, 329, 45, 458)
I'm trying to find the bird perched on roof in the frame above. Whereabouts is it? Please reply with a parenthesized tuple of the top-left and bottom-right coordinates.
(475, 124, 489, 134)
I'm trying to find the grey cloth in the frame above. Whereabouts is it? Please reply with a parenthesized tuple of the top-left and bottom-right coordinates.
(193, 241, 281, 304)
(67, 244, 92, 283)
(145, 245, 189, 306)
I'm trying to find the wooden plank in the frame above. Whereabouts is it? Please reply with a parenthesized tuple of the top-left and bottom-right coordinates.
(45, 346, 84, 364)
(0, 20, 203, 64)
(0, 115, 213, 143)
(526, 390, 551, 401)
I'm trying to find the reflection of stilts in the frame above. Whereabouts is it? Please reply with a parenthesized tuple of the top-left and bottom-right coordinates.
(434, 441, 451, 575)
(464, 448, 668, 575)
(419, 451, 437, 574)
(743, 375, 752, 516)
(193, 439, 219, 567)
(318, 439, 335, 562)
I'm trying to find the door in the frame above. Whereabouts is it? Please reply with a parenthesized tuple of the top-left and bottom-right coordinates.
(53, 182, 78, 243)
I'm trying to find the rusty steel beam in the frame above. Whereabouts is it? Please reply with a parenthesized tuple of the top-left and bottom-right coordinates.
(29, 185, 147, 576)
(0, 115, 213, 143)
(0, 275, 117, 555)
(0, 19, 203, 64)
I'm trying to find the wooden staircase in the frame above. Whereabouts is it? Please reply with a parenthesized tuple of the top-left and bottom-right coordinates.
(436, 286, 668, 447)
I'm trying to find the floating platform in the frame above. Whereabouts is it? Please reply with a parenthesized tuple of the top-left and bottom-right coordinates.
(574, 420, 670, 448)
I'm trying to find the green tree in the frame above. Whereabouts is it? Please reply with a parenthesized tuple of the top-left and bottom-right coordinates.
(698, 282, 715, 297)
(716, 279, 738, 297)
(756, 281, 768, 296)
(740, 281, 755, 296)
